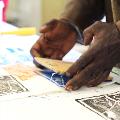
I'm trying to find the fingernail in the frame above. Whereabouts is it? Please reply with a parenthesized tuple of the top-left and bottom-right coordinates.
(73, 86, 79, 90)
(65, 86, 73, 91)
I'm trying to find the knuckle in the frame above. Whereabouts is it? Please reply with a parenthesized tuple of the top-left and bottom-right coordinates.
(93, 21, 103, 29)
(83, 28, 88, 35)
(50, 19, 58, 23)
(46, 19, 58, 26)
(94, 21, 102, 26)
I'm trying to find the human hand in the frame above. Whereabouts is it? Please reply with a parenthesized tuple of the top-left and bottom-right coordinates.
(30, 19, 79, 60)
(65, 21, 120, 91)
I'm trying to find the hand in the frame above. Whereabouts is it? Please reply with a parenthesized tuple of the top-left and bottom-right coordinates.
(30, 19, 78, 60)
(65, 21, 120, 91)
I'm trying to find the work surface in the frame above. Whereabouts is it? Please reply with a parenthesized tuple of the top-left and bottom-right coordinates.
(0, 22, 120, 120)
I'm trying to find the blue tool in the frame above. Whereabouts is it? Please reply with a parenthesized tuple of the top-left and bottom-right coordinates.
(39, 69, 70, 87)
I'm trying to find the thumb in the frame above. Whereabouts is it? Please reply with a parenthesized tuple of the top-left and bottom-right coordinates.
(83, 21, 102, 45)
(83, 25, 95, 45)
(40, 19, 58, 33)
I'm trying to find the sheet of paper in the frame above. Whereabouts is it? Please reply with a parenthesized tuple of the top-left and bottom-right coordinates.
(76, 91, 120, 120)
(63, 49, 82, 62)
(0, 34, 39, 66)
(4, 63, 38, 81)
(0, 96, 104, 120)
(0, 74, 29, 101)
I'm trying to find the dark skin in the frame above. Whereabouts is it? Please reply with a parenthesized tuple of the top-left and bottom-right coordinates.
(65, 21, 120, 90)
(31, 19, 77, 59)
(30, 19, 120, 91)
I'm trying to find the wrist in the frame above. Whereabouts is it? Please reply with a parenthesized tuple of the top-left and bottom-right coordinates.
(59, 18, 84, 44)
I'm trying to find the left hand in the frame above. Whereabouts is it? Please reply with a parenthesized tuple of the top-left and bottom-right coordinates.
(30, 19, 78, 60)
(65, 21, 120, 91)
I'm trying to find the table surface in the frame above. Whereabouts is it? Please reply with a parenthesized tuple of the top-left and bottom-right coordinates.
(0, 22, 120, 120)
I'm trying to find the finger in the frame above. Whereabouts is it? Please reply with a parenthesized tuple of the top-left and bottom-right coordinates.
(65, 47, 96, 77)
(43, 48, 54, 57)
(30, 48, 41, 57)
(83, 21, 103, 45)
(83, 29, 94, 45)
(65, 60, 101, 91)
(30, 36, 44, 57)
(87, 70, 111, 87)
(65, 25, 106, 78)
(65, 76, 83, 91)
(40, 19, 58, 33)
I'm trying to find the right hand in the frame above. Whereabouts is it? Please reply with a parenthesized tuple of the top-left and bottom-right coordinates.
(30, 19, 78, 59)
(65, 21, 120, 91)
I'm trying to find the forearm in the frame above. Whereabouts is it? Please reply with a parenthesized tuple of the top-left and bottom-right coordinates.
(60, 0, 105, 31)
